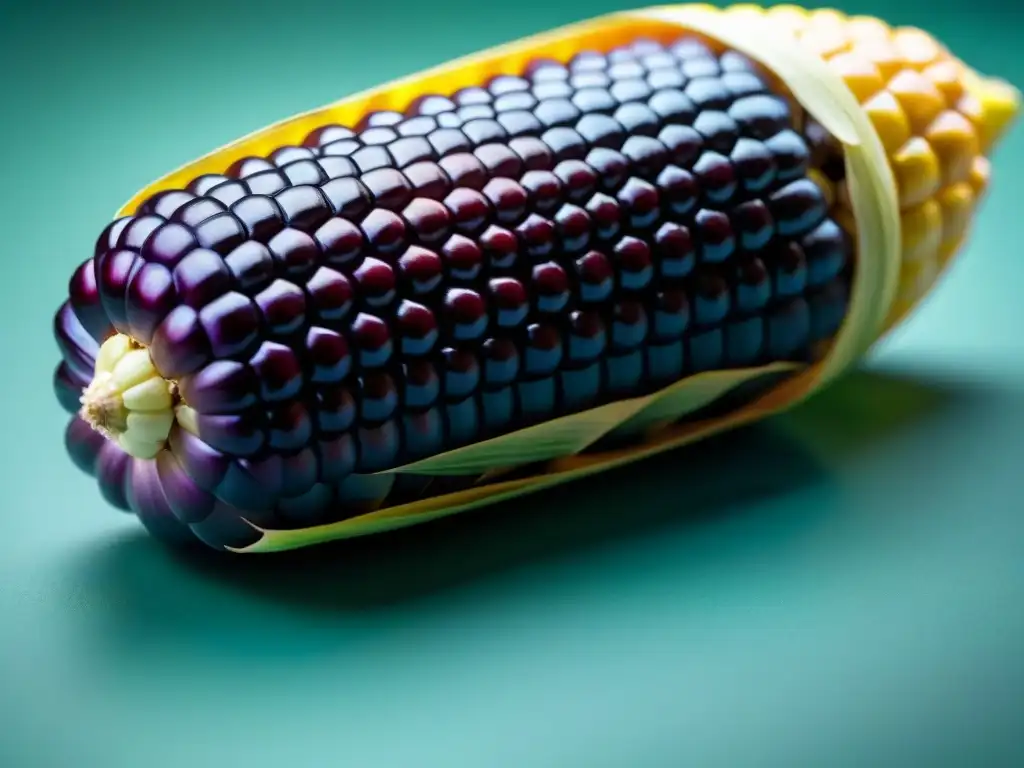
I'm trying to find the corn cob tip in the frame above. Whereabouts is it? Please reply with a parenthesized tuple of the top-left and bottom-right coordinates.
(974, 74, 1020, 152)
(78, 334, 177, 460)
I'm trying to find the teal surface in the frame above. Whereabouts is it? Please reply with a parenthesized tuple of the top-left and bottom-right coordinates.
(2, 1, 1022, 766)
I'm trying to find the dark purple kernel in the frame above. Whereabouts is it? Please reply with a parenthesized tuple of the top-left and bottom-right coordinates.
(608, 60, 645, 80)
(361, 168, 413, 211)
(525, 59, 568, 81)
(642, 52, 677, 70)
(350, 312, 392, 368)
(402, 198, 451, 245)
(541, 126, 589, 162)
(267, 402, 313, 452)
(144, 191, 196, 219)
(224, 241, 274, 293)
(443, 187, 492, 234)
(621, 135, 669, 178)
(243, 170, 289, 197)
(480, 226, 519, 271)
(765, 130, 811, 182)
(397, 245, 444, 295)
(428, 128, 474, 158)
(402, 360, 441, 409)
(96, 248, 139, 328)
(173, 248, 231, 308)
(460, 102, 495, 122)
(394, 299, 439, 357)
(305, 266, 354, 321)
(189, 174, 230, 195)
(67, 262, 108, 341)
(654, 222, 696, 279)
(254, 279, 307, 336)
(314, 217, 364, 269)
(732, 199, 775, 250)
(274, 185, 332, 231)
(515, 213, 556, 259)
(200, 292, 260, 358)
(488, 75, 531, 95)
(655, 165, 699, 215)
(360, 209, 407, 255)
(278, 449, 319, 500)
(436, 113, 464, 129)
(509, 136, 554, 171)
(695, 209, 736, 263)
(351, 146, 394, 173)
(728, 95, 792, 140)
(229, 195, 285, 244)
(316, 387, 357, 433)
(693, 110, 740, 153)
(179, 360, 258, 414)
(533, 81, 574, 101)
(616, 177, 660, 229)
(388, 137, 436, 169)
(575, 113, 626, 148)
(723, 71, 767, 99)
(355, 420, 400, 472)
(658, 124, 704, 167)
(305, 326, 352, 384)
(693, 151, 737, 204)
(461, 118, 507, 146)
(535, 99, 582, 129)
(267, 228, 319, 278)
(570, 51, 607, 72)
(673, 39, 714, 60)
(521, 170, 563, 214)
(585, 148, 630, 191)
(769, 179, 827, 238)
(682, 58, 720, 79)
(554, 203, 591, 252)
(692, 272, 732, 326)
(647, 67, 686, 91)
(572, 88, 618, 115)
(566, 310, 606, 364)
(150, 305, 210, 378)
(271, 146, 317, 166)
(488, 277, 529, 328)
(141, 222, 198, 267)
(584, 192, 622, 240)
(613, 236, 654, 291)
(195, 413, 265, 457)
(571, 71, 611, 89)
(611, 78, 653, 104)
(441, 235, 483, 282)
(523, 323, 563, 376)
(360, 126, 399, 146)
(613, 102, 661, 136)
(398, 116, 439, 137)
(126, 263, 176, 343)
(404, 161, 452, 200)
(358, 372, 399, 422)
(353, 257, 397, 308)
(496, 110, 545, 137)
(280, 160, 326, 187)
(554, 159, 599, 202)
(172, 197, 226, 229)
(730, 138, 778, 192)
(441, 347, 481, 399)
(475, 143, 523, 178)
(494, 91, 537, 112)
(116, 216, 164, 250)
(317, 433, 356, 482)
(802, 220, 848, 287)
(611, 300, 649, 350)
(648, 89, 698, 124)
(483, 178, 529, 224)
(320, 177, 373, 220)
(227, 156, 275, 178)
(453, 87, 492, 106)
(438, 153, 488, 189)
(735, 255, 773, 311)
(410, 95, 458, 115)
(443, 288, 488, 341)
(320, 139, 362, 158)
(481, 337, 520, 386)
(194, 212, 247, 254)
(574, 250, 614, 304)
(531, 261, 570, 313)
(653, 289, 690, 340)
(684, 78, 733, 111)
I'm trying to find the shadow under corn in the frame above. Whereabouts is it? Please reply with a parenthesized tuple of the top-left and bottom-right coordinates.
(63, 363, 987, 661)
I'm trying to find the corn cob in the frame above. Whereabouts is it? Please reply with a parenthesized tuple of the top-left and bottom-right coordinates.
(53, 5, 1018, 553)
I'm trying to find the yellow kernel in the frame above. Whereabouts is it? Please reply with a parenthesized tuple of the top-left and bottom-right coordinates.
(956, 92, 986, 131)
(925, 110, 981, 185)
(939, 236, 965, 266)
(891, 137, 942, 209)
(969, 156, 991, 199)
(937, 183, 975, 245)
(844, 16, 892, 42)
(974, 77, 1023, 152)
(854, 39, 904, 80)
(922, 59, 966, 106)
(863, 90, 913, 153)
(767, 5, 812, 34)
(900, 199, 943, 265)
(801, 28, 851, 59)
(892, 28, 944, 70)
(827, 51, 885, 101)
(887, 69, 947, 132)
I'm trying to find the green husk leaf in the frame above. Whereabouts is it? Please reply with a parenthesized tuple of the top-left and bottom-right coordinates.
(233, 5, 903, 553)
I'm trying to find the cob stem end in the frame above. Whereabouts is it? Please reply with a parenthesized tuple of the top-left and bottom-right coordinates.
(78, 334, 177, 460)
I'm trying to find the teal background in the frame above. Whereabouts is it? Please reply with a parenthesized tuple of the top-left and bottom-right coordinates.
(2, 0, 1022, 765)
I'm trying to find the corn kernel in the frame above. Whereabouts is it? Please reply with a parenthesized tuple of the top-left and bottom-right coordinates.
(892, 28, 944, 70)
(969, 156, 991, 199)
(891, 137, 942, 209)
(925, 110, 981, 185)
(845, 16, 892, 42)
(922, 59, 966, 106)
(863, 90, 913, 153)
(828, 52, 886, 101)
(900, 199, 943, 264)
(887, 69, 947, 132)
(938, 182, 976, 245)
(855, 39, 905, 80)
